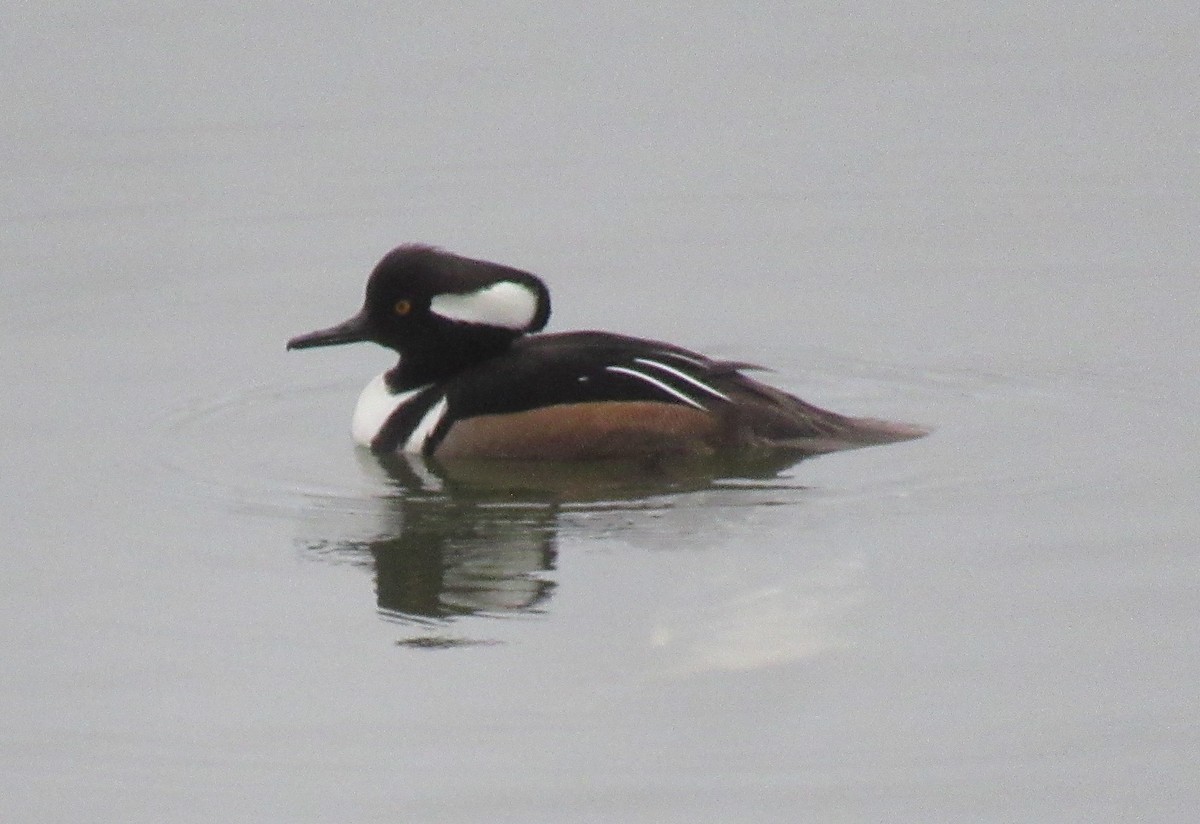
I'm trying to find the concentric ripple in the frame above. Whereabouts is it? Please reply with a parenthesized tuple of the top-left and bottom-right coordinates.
(144, 350, 1184, 524)
(140, 349, 1190, 637)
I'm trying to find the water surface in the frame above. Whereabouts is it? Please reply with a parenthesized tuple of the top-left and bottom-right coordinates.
(2, 3, 1197, 822)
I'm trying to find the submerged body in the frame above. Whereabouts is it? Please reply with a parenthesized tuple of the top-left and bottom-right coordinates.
(288, 245, 926, 461)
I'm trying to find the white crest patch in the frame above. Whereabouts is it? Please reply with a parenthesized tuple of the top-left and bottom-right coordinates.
(430, 281, 538, 330)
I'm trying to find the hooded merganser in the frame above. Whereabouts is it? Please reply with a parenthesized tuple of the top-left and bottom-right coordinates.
(287, 244, 927, 461)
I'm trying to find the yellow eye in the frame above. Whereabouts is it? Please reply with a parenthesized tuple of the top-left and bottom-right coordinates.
(393, 299, 412, 316)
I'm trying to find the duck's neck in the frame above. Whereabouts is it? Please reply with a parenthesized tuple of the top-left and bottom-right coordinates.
(385, 327, 518, 391)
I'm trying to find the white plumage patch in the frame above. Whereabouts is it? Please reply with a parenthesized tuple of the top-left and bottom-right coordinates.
(633, 357, 732, 402)
(351, 375, 427, 446)
(430, 281, 539, 330)
(604, 365, 708, 411)
(403, 397, 449, 453)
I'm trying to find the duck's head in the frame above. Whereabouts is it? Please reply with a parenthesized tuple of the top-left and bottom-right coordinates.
(287, 245, 551, 380)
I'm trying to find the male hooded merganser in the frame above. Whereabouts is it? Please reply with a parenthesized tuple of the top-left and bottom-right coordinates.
(287, 245, 926, 461)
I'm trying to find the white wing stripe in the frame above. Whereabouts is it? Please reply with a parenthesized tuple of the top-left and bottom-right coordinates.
(633, 357, 732, 402)
(604, 366, 707, 411)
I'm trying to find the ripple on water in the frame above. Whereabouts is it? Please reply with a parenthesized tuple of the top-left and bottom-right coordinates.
(141, 352, 1183, 636)
(146, 351, 1182, 522)
(149, 378, 382, 514)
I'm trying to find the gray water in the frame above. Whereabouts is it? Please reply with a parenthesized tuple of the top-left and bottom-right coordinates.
(3, 3, 1198, 822)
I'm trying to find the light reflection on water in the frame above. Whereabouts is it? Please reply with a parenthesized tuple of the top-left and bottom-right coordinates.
(294, 460, 881, 669)
(150, 351, 1170, 659)
(297, 448, 815, 641)
(8, 4, 1195, 816)
(152, 352, 928, 517)
(154, 365, 904, 655)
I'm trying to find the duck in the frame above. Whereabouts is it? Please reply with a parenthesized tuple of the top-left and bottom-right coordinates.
(287, 244, 926, 461)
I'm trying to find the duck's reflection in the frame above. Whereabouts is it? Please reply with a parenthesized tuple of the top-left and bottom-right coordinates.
(302, 448, 810, 627)
(367, 477, 558, 621)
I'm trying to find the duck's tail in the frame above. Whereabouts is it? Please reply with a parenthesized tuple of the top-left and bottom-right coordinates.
(729, 376, 929, 455)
